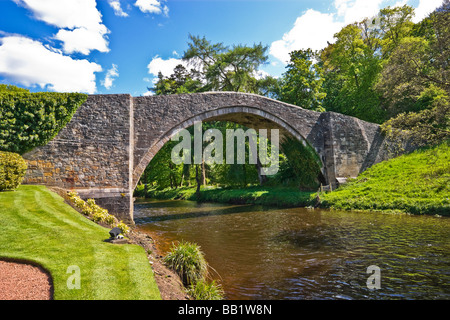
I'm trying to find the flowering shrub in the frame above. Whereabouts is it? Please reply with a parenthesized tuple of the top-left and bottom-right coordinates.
(66, 191, 130, 231)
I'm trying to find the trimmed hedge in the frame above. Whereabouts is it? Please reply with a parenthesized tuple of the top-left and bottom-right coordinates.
(0, 87, 87, 154)
(0, 151, 27, 191)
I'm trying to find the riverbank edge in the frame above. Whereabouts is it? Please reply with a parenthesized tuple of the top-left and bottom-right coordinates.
(48, 186, 191, 300)
(135, 185, 316, 208)
(135, 141, 450, 217)
(135, 185, 449, 217)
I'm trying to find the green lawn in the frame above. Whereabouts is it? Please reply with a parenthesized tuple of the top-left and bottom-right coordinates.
(0, 185, 161, 300)
(320, 141, 450, 215)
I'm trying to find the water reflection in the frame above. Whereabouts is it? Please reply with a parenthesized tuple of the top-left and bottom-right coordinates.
(135, 199, 450, 300)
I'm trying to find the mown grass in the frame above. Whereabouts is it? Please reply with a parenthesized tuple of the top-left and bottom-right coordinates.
(0, 185, 161, 300)
(320, 141, 450, 215)
(135, 185, 315, 208)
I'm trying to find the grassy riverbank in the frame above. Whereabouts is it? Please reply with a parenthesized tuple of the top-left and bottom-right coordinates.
(136, 142, 449, 216)
(135, 184, 315, 208)
(0, 185, 161, 300)
(320, 141, 450, 216)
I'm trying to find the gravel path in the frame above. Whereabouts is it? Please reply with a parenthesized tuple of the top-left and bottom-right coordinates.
(0, 260, 53, 300)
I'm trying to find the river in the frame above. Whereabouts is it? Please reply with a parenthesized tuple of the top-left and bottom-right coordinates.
(134, 198, 450, 300)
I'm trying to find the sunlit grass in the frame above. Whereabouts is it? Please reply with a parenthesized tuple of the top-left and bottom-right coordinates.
(0, 185, 161, 300)
(320, 141, 450, 215)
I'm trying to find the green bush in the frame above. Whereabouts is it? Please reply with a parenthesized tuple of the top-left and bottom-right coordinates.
(0, 151, 28, 191)
(0, 88, 87, 154)
(187, 279, 224, 300)
(163, 241, 208, 286)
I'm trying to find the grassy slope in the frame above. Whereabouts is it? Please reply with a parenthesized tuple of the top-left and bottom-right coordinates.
(0, 185, 161, 300)
(320, 142, 450, 215)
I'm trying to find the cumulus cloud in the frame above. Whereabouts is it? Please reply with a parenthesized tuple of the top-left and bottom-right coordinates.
(102, 64, 119, 90)
(270, 9, 343, 63)
(108, 0, 129, 17)
(0, 36, 101, 93)
(55, 24, 109, 55)
(269, 0, 431, 64)
(413, 0, 443, 22)
(335, 0, 384, 24)
(134, 0, 169, 16)
(147, 55, 186, 78)
(14, 0, 109, 55)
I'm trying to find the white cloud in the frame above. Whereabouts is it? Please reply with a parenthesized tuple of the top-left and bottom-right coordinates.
(269, 0, 423, 64)
(102, 64, 119, 90)
(413, 0, 443, 22)
(14, 0, 109, 55)
(270, 9, 343, 63)
(108, 0, 129, 17)
(147, 55, 186, 77)
(55, 25, 109, 55)
(335, 0, 384, 24)
(253, 69, 271, 80)
(0, 36, 101, 93)
(134, 0, 169, 16)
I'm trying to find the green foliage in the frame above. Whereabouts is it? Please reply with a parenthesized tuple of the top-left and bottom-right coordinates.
(381, 97, 450, 153)
(188, 279, 224, 300)
(277, 137, 323, 190)
(150, 64, 204, 95)
(0, 88, 87, 154)
(0, 84, 30, 93)
(0, 151, 27, 191)
(182, 34, 275, 94)
(277, 49, 326, 111)
(320, 141, 450, 215)
(66, 191, 130, 233)
(138, 185, 315, 208)
(378, 5, 415, 58)
(319, 23, 385, 123)
(163, 240, 208, 286)
(163, 240, 224, 300)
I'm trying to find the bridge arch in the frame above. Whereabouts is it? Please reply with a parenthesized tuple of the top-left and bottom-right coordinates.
(22, 92, 389, 223)
(131, 104, 325, 190)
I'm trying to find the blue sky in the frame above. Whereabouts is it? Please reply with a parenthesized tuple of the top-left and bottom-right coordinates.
(0, 0, 443, 96)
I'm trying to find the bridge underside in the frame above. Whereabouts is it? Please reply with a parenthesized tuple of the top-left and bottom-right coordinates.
(22, 93, 390, 223)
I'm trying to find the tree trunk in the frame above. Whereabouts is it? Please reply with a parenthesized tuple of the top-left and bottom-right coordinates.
(256, 156, 267, 186)
(195, 164, 201, 197)
(202, 159, 206, 186)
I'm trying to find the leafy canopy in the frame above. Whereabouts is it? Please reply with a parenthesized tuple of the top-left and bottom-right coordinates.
(0, 85, 87, 154)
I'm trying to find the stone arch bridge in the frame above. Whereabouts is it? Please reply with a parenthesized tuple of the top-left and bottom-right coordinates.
(23, 92, 389, 223)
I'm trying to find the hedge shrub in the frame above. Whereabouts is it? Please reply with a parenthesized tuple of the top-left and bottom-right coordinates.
(0, 86, 87, 154)
(0, 151, 28, 191)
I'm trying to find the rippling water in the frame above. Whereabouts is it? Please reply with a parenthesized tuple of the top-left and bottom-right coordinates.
(134, 199, 450, 300)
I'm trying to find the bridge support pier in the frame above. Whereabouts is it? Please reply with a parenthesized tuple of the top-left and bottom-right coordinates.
(75, 188, 134, 225)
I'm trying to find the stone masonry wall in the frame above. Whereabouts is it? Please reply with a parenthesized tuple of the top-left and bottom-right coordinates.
(21, 92, 390, 223)
(22, 94, 134, 222)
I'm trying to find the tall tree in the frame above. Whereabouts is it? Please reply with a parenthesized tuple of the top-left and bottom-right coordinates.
(182, 34, 275, 93)
(277, 49, 326, 112)
(319, 23, 385, 122)
(149, 64, 203, 95)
